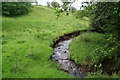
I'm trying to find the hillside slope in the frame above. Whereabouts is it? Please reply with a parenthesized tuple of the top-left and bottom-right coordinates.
(2, 5, 90, 78)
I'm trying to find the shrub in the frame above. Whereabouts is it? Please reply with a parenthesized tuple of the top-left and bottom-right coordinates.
(51, 1, 60, 8)
(2, 2, 32, 16)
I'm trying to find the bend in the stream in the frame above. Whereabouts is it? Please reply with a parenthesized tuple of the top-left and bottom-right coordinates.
(51, 30, 88, 78)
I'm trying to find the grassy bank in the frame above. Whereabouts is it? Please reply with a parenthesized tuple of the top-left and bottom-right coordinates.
(69, 32, 120, 78)
(2, 5, 90, 78)
(69, 32, 106, 65)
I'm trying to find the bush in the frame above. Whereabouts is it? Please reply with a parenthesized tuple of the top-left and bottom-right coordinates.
(2, 2, 32, 16)
(51, 1, 60, 8)
(75, 10, 89, 19)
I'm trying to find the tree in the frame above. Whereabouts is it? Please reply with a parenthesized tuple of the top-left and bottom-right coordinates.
(54, 0, 76, 19)
(79, 2, 120, 65)
(35, 0, 39, 5)
(55, 9, 64, 19)
(46, 1, 51, 7)
(90, 2, 120, 34)
(51, 1, 60, 9)
(61, 0, 75, 11)
(78, 2, 120, 34)
(2, 2, 32, 16)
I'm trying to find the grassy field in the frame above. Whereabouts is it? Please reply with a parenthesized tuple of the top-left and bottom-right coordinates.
(2, 5, 90, 78)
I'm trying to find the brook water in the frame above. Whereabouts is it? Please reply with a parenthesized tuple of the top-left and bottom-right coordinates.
(52, 38, 87, 78)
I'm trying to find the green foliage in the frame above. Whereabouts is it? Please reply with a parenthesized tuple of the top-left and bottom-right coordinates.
(61, 0, 74, 11)
(87, 73, 119, 78)
(74, 2, 94, 19)
(75, 10, 88, 19)
(90, 2, 120, 33)
(51, 1, 60, 9)
(53, 0, 76, 18)
(55, 9, 64, 19)
(87, 71, 120, 78)
(71, 7, 76, 13)
(2, 2, 32, 16)
(80, 2, 120, 34)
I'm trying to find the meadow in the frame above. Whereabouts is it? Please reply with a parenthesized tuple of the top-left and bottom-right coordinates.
(2, 3, 120, 78)
(2, 5, 90, 78)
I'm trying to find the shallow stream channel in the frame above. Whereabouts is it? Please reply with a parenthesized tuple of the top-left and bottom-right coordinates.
(51, 30, 87, 78)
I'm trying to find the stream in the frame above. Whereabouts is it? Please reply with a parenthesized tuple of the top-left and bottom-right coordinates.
(52, 38, 87, 78)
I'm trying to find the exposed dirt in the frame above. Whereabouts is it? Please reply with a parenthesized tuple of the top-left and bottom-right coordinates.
(51, 30, 87, 48)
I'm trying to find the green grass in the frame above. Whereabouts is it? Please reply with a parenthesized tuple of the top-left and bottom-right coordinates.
(69, 32, 120, 78)
(69, 32, 107, 66)
(2, 5, 90, 78)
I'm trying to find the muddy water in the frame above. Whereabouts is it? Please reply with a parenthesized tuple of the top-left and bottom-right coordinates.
(52, 39, 87, 78)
